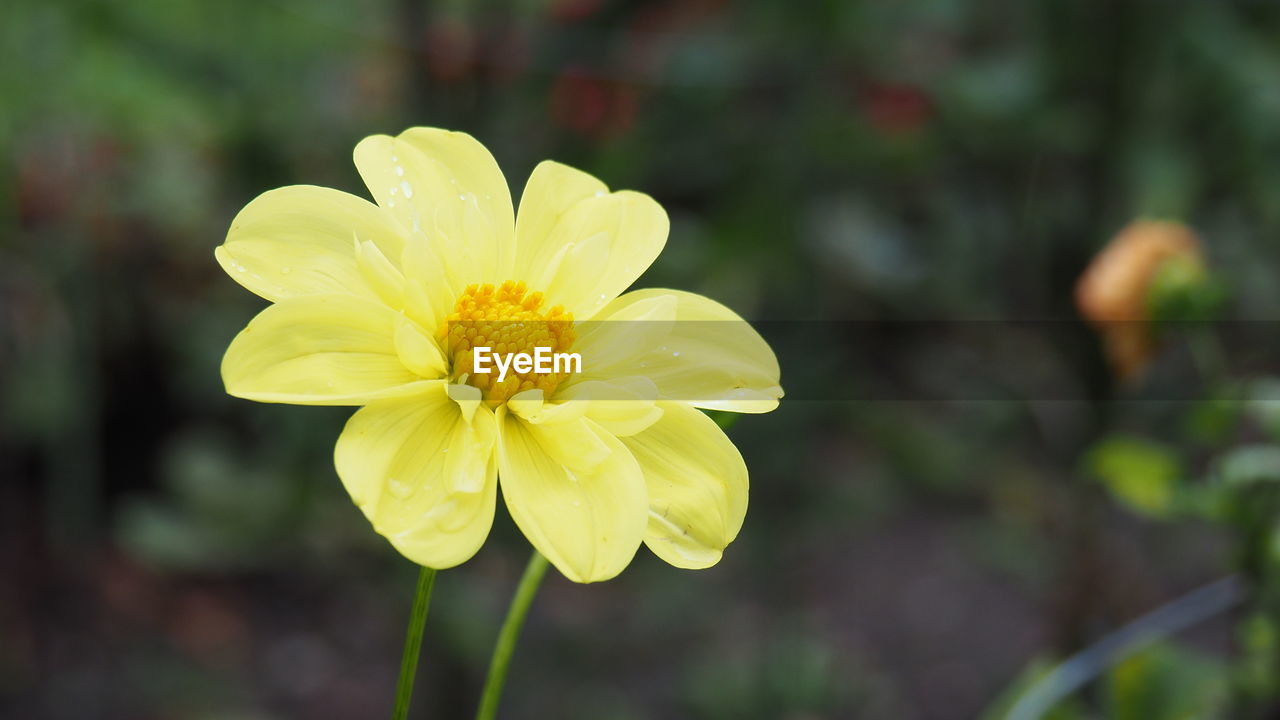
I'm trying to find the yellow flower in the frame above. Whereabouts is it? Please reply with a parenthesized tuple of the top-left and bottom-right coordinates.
(217, 128, 782, 582)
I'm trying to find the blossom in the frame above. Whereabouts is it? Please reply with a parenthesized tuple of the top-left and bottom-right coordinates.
(217, 128, 782, 582)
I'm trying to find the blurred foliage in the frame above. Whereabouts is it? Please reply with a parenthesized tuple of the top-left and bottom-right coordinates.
(1086, 436, 1182, 518)
(979, 658, 1085, 720)
(5, 0, 1280, 718)
(1103, 643, 1229, 720)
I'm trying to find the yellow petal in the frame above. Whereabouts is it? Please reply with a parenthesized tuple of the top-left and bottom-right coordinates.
(497, 411, 647, 583)
(507, 389, 590, 426)
(507, 397, 612, 474)
(335, 383, 498, 569)
(447, 382, 484, 424)
(622, 403, 748, 569)
(394, 315, 448, 378)
(401, 232, 458, 333)
(355, 237, 406, 310)
(514, 162, 668, 319)
(552, 378, 664, 437)
(222, 295, 432, 405)
(580, 289, 782, 413)
(216, 185, 404, 302)
(514, 379, 662, 439)
(572, 293, 676, 370)
(354, 128, 515, 288)
(513, 161, 607, 274)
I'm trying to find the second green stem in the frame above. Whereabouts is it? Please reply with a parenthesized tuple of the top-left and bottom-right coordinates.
(475, 551, 550, 720)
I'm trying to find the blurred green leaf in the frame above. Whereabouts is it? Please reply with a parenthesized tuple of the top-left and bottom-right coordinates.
(1237, 613, 1280, 701)
(1182, 394, 1242, 446)
(1214, 445, 1280, 487)
(1147, 258, 1225, 326)
(1086, 437, 1182, 518)
(1105, 643, 1228, 720)
(706, 409, 740, 431)
(1247, 378, 1280, 440)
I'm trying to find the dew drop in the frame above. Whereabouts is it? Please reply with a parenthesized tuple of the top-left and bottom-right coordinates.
(389, 186, 398, 195)
(400, 181, 414, 198)
(672, 351, 680, 357)
(395, 166, 404, 177)
(388, 477, 414, 499)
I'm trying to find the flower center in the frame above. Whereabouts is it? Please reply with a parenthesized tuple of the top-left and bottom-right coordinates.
(442, 281, 576, 405)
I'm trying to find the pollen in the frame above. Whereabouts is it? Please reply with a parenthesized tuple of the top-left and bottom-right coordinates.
(442, 281, 576, 405)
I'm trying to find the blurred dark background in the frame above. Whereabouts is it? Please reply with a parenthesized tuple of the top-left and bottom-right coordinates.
(5, 0, 1280, 718)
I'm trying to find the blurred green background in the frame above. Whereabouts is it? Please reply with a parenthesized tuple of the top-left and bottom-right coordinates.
(5, 0, 1280, 718)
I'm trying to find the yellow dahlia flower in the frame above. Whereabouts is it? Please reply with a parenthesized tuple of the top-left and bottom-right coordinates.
(217, 128, 782, 583)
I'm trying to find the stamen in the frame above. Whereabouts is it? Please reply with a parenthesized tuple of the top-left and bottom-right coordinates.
(442, 281, 575, 404)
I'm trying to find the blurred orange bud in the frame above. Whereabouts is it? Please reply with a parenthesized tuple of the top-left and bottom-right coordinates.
(549, 0, 603, 23)
(859, 81, 932, 136)
(423, 18, 476, 83)
(1075, 220, 1204, 381)
(549, 66, 638, 139)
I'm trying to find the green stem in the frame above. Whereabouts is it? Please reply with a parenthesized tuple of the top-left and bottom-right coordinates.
(475, 551, 550, 720)
(392, 565, 437, 720)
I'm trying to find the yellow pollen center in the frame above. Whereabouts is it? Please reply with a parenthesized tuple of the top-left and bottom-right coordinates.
(442, 281, 575, 405)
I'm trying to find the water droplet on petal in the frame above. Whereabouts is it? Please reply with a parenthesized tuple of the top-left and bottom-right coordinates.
(400, 181, 414, 198)
(388, 477, 414, 499)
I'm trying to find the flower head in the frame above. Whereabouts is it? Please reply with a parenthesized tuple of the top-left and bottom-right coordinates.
(217, 128, 782, 582)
